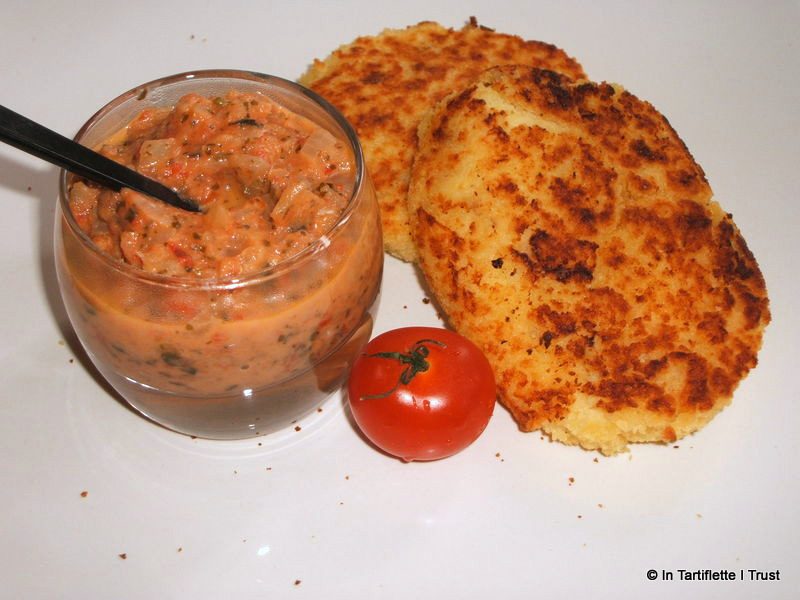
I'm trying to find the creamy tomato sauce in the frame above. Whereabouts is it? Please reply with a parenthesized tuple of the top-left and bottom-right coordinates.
(60, 90, 382, 406)
(69, 91, 355, 279)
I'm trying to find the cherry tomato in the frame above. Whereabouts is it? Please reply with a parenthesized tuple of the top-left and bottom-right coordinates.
(347, 327, 496, 461)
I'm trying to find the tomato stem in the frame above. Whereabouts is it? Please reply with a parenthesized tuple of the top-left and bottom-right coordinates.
(359, 339, 446, 400)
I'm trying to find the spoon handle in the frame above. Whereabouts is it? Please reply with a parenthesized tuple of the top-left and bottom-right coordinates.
(0, 104, 200, 212)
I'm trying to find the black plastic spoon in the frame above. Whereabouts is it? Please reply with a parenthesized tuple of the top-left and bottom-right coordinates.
(0, 104, 200, 212)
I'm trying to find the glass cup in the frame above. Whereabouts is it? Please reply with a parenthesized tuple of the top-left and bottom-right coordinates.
(55, 70, 383, 439)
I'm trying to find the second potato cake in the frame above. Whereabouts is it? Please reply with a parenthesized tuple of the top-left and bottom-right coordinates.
(300, 20, 585, 262)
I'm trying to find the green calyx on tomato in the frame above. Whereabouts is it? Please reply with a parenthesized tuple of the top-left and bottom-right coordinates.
(360, 338, 446, 400)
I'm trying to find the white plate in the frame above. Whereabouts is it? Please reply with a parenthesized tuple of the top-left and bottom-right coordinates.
(1, 2, 798, 598)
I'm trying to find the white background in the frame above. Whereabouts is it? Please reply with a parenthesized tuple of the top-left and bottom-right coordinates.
(1, 1, 798, 598)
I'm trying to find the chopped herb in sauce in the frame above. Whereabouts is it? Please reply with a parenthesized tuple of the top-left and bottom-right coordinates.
(230, 118, 263, 127)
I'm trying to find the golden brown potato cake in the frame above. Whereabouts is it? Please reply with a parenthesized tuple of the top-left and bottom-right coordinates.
(409, 66, 770, 454)
(299, 20, 585, 261)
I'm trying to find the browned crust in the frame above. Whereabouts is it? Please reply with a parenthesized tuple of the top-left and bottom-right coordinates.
(299, 20, 586, 261)
(409, 66, 770, 453)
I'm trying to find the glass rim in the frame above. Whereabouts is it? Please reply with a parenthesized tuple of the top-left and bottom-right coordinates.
(58, 69, 368, 291)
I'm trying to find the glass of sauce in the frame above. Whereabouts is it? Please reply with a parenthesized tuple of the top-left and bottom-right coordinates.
(55, 70, 383, 439)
